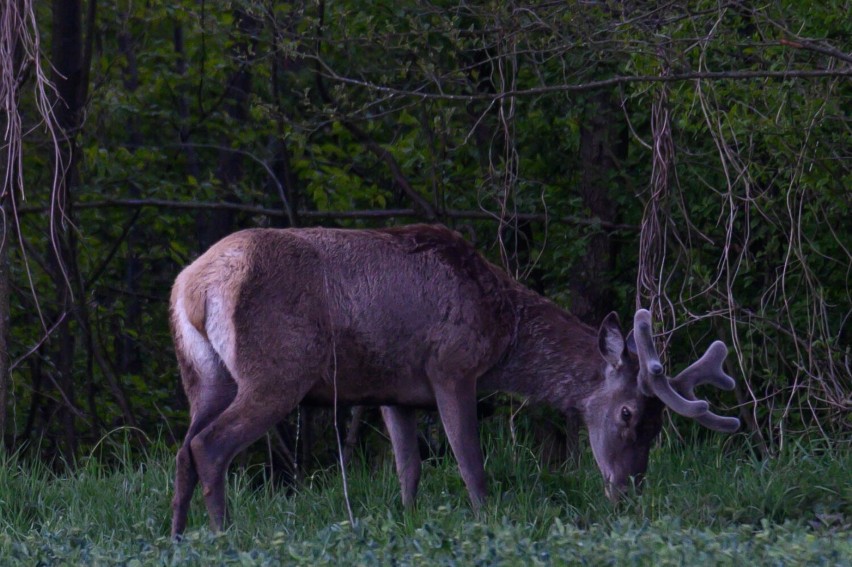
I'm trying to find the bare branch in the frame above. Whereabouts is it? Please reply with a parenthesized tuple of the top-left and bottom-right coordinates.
(18, 198, 639, 232)
(778, 39, 852, 65)
(314, 59, 851, 103)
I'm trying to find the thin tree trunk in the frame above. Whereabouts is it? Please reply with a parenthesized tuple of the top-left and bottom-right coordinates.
(51, 0, 95, 459)
(269, 17, 303, 228)
(570, 91, 626, 324)
(116, 15, 142, 379)
(269, 49, 299, 228)
(341, 406, 366, 467)
(173, 21, 201, 186)
(51, 0, 82, 459)
(194, 10, 259, 248)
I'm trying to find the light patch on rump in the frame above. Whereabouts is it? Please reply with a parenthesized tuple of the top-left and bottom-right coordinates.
(204, 288, 239, 381)
(172, 231, 254, 387)
(173, 294, 222, 389)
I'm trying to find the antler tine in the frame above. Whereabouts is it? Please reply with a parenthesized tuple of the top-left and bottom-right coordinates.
(633, 309, 709, 418)
(671, 341, 741, 434)
(693, 412, 741, 433)
(671, 341, 735, 393)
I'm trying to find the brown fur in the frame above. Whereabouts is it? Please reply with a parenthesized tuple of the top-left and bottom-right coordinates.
(169, 224, 739, 537)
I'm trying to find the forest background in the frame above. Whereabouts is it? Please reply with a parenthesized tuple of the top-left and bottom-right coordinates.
(1, 0, 849, 483)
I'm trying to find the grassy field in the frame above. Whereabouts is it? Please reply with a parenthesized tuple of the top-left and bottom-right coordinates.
(0, 423, 848, 565)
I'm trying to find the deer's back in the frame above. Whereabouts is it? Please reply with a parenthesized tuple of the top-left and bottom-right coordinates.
(173, 225, 517, 406)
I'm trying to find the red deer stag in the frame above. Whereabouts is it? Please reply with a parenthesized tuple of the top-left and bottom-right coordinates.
(169, 224, 739, 536)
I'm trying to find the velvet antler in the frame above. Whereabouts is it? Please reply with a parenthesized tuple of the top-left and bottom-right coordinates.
(633, 310, 708, 418)
(632, 309, 741, 432)
(669, 341, 741, 432)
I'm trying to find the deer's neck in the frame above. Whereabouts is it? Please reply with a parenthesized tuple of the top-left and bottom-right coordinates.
(479, 290, 602, 413)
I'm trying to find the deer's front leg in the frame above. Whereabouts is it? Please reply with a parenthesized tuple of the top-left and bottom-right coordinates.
(432, 376, 486, 511)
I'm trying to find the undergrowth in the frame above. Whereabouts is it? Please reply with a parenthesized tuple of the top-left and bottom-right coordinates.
(0, 424, 848, 565)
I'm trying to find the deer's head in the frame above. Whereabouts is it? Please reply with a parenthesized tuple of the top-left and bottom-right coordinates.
(584, 309, 740, 501)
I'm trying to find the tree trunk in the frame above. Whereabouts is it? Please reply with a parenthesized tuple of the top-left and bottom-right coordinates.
(197, 9, 259, 249)
(116, 16, 142, 378)
(569, 91, 627, 324)
(173, 21, 201, 188)
(50, 0, 93, 459)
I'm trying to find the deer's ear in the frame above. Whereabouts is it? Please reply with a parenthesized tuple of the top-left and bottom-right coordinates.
(598, 311, 625, 367)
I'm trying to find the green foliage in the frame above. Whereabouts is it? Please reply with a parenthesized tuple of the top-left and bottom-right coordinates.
(0, 425, 849, 564)
(6, 3, 847, 562)
(5, 0, 849, 464)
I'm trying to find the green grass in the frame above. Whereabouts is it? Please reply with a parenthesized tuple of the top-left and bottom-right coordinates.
(0, 424, 849, 565)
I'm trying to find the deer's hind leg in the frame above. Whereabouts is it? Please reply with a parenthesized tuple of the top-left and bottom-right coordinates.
(171, 353, 236, 538)
(381, 406, 422, 507)
(189, 368, 319, 533)
(190, 399, 281, 532)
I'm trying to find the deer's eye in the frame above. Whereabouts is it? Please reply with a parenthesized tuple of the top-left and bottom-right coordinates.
(621, 407, 632, 423)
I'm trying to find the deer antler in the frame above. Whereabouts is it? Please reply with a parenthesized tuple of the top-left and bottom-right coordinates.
(632, 310, 741, 433)
(633, 310, 708, 418)
(669, 341, 741, 433)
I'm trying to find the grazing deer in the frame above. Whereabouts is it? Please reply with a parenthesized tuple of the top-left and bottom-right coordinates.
(169, 224, 739, 536)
